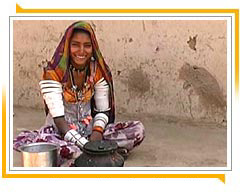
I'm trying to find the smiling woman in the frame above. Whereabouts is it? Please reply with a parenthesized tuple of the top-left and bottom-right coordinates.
(13, 21, 145, 167)
(69, 29, 93, 70)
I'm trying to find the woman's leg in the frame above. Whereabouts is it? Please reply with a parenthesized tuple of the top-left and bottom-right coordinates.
(13, 124, 82, 167)
(103, 120, 145, 151)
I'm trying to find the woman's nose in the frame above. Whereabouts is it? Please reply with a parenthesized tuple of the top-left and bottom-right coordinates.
(79, 45, 84, 53)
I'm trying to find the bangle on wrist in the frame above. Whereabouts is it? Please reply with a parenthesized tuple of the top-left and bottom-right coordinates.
(92, 126, 104, 133)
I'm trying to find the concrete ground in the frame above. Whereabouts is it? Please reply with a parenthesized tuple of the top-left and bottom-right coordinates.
(13, 106, 227, 167)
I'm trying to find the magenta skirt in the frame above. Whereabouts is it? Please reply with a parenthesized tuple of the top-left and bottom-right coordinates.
(13, 120, 145, 166)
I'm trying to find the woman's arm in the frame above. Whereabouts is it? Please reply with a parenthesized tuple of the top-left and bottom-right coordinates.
(39, 80, 69, 135)
(90, 78, 110, 141)
(43, 102, 69, 136)
(39, 80, 88, 148)
(53, 116, 69, 136)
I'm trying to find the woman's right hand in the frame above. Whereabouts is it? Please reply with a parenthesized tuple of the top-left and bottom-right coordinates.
(90, 131, 103, 141)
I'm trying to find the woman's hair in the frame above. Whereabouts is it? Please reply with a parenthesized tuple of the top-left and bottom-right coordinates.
(72, 28, 91, 37)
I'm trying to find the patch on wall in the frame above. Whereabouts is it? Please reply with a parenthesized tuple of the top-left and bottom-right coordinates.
(127, 68, 150, 97)
(179, 63, 226, 111)
(187, 35, 197, 51)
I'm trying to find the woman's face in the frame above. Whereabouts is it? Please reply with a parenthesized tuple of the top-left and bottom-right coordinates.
(70, 32, 93, 68)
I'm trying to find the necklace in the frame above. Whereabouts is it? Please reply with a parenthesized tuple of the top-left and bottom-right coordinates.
(70, 64, 87, 73)
(69, 65, 89, 101)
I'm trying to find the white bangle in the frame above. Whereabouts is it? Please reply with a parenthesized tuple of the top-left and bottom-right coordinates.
(93, 113, 109, 129)
(64, 130, 88, 148)
(39, 80, 64, 118)
(43, 93, 65, 118)
(94, 78, 110, 112)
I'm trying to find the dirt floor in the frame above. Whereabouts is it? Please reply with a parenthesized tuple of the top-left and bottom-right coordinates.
(13, 106, 227, 167)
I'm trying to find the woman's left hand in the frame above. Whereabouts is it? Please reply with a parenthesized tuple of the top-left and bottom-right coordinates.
(90, 131, 103, 141)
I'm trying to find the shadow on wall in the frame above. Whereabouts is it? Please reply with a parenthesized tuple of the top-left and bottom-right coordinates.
(179, 62, 226, 123)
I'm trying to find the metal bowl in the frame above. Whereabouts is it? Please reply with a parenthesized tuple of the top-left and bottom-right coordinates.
(19, 142, 59, 167)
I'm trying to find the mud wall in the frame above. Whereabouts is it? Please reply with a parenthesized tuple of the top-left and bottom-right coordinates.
(13, 20, 227, 123)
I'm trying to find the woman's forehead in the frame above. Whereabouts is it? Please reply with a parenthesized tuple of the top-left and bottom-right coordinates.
(71, 32, 91, 42)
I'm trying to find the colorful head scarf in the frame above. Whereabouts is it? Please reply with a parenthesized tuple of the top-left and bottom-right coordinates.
(43, 21, 115, 123)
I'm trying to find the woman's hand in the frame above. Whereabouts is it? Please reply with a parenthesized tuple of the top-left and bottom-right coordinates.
(90, 131, 103, 141)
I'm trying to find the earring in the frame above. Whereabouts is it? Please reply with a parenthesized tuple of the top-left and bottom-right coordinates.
(91, 56, 95, 61)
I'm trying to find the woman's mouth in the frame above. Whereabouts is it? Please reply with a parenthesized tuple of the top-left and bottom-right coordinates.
(76, 56, 86, 59)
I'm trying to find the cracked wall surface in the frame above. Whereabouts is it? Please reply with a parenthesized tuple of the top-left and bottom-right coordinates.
(13, 20, 227, 123)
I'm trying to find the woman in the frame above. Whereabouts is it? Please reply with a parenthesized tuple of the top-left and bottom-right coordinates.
(14, 21, 145, 166)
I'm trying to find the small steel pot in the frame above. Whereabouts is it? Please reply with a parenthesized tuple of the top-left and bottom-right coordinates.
(19, 142, 59, 167)
(74, 140, 124, 167)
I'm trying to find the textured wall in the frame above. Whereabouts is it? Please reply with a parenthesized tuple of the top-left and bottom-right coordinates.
(13, 20, 227, 123)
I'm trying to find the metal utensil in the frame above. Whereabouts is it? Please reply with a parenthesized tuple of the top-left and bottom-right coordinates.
(19, 142, 59, 167)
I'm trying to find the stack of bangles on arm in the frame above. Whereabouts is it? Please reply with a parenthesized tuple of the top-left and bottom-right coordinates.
(92, 78, 110, 135)
(93, 112, 109, 134)
(64, 129, 88, 148)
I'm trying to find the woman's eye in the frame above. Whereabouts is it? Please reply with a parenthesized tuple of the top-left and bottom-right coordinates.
(71, 43, 79, 47)
(85, 45, 92, 48)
